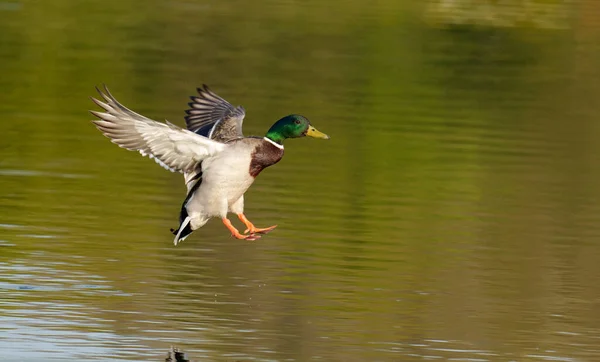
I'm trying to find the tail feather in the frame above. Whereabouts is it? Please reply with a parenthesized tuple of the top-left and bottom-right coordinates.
(171, 192, 194, 245)
(174, 216, 193, 245)
(172, 162, 203, 245)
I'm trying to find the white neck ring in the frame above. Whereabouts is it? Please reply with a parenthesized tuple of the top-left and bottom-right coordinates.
(263, 137, 284, 150)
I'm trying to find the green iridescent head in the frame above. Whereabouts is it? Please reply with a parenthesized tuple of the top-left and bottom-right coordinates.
(265, 114, 329, 144)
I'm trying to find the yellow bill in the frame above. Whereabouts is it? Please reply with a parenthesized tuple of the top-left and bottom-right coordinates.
(306, 126, 330, 139)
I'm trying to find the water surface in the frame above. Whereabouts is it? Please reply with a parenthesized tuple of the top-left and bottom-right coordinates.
(2, 1, 600, 361)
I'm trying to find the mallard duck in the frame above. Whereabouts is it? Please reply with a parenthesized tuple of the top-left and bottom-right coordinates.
(90, 85, 329, 245)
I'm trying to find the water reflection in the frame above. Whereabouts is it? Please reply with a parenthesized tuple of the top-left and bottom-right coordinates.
(2, 0, 600, 361)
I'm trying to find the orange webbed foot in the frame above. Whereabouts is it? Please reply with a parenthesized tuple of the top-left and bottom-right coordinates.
(222, 217, 261, 241)
(237, 213, 277, 235)
(244, 224, 277, 235)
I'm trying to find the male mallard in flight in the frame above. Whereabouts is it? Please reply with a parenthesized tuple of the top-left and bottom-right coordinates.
(90, 85, 329, 245)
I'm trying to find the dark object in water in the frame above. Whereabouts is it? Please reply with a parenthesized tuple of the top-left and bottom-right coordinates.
(166, 346, 189, 362)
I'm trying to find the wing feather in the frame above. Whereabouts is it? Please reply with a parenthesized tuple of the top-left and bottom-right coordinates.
(90, 86, 226, 173)
(184, 84, 245, 142)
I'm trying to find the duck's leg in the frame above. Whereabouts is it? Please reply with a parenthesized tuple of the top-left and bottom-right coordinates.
(222, 217, 261, 241)
(237, 213, 277, 235)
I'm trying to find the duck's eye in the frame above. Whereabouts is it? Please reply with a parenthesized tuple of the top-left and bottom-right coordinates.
(294, 120, 301, 125)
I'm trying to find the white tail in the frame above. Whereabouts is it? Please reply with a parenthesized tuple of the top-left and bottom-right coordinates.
(174, 216, 192, 245)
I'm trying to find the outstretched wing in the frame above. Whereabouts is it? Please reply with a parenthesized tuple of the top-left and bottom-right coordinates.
(90, 86, 226, 174)
(184, 84, 245, 142)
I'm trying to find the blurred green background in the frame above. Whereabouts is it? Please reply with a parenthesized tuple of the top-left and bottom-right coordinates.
(2, 0, 600, 361)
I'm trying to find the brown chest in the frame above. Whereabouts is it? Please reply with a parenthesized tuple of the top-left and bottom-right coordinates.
(249, 140, 284, 177)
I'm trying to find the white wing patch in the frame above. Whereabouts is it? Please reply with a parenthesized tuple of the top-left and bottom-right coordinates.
(90, 86, 226, 173)
(139, 149, 177, 172)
